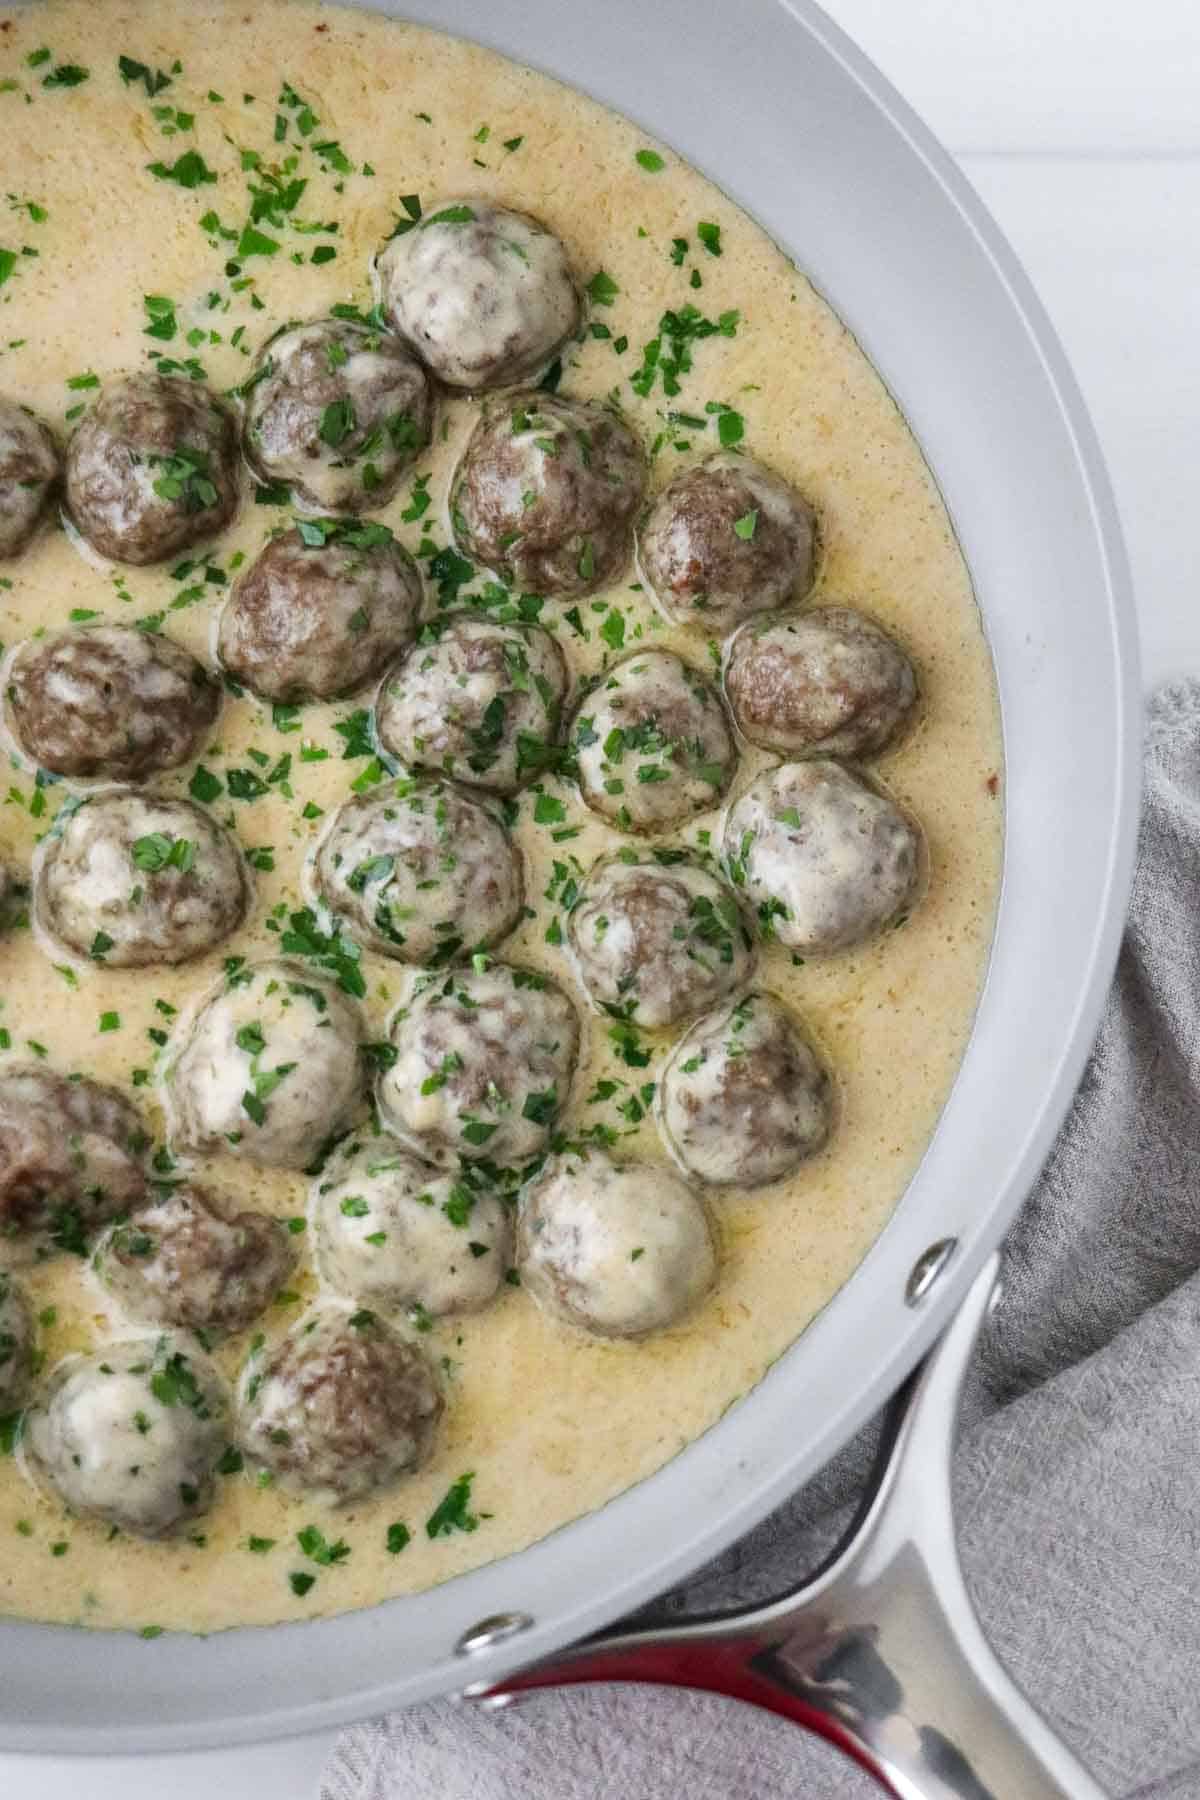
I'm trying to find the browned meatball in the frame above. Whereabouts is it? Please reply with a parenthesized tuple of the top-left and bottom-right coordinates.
(0, 1065, 148, 1264)
(657, 992, 832, 1187)
(65, 374, 239, 565)
(571, 649, 736, 831)
(314, 776, 524, 964)
(95, 1184, 296, 1332)
(166, 960, 365, 1172)
(218, 522, 422, 702)
(243, 318, 433, 513)
(725, 606, 918, 759)
(375, 613, 567, 792)
(0, 399, 59, 558)
(0, 861, 26, 933)
(637, 451, 817, 630)
(377, 198, 580, 390)
(239, 1304, 443, 1503)
(517, 1148, 717, 1339)
(568, 854, 754, 1029)
(724, 761, 922, 953)
(26, 1337, 227, 1538)
(36, 791, 250, 968)
(378, 962, 580, 1168)
(0, 1271, 34, 1411)
(6, 625, 220, 783)
(451, 391, 646, 598)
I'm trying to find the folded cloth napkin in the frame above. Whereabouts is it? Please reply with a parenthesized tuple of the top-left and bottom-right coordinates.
(323, 682, 1200, 1800)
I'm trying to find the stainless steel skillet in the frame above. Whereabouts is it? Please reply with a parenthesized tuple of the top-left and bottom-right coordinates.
(0, 0, 1139, 1788)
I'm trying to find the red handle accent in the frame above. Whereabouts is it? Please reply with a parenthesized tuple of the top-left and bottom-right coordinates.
(487, 1639, 899, 1795)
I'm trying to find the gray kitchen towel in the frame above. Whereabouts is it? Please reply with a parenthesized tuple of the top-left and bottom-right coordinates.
(323, 681, 1200, 1800)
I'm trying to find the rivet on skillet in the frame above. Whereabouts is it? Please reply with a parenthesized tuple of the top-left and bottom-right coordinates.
(904, 1236, 958, 1306)
(455, 1612, 535, 1657)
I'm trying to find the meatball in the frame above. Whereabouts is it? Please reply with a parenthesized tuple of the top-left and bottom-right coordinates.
(518, 1148, 716, 1339)
(94, 1184, 296, 1333)
(243, 318, 433, 513)
(571, 650, 735, 832)
(657, 992, 831, 1187)
(311, 1133, 509, 1318)
(65, 373, 239, 565)
(0, 860, 26, 933)
(569, 855, 753, 1030)
(376, 613, 567, 793)
(166, 959, 365, 1170)
(6, 625, 220, 784)
(451, 391, 645, 598)
(377, 197, 580, 391)
(0, 1066, 148, 1265)
(24, 1337, 227, 1537)
(725, 606, 918, 759)
(218, 523, 421, 704)
(0, 1272, 34, 1412)
(314, 776, 523, 964)
(637, 451, 818, 630)
(378, 963, 579, 1168)
(239, 1303, 442, 1504)
(37, 792, 249, 968)
(724, 760, 922, 953)
(0, 398, 59, 558)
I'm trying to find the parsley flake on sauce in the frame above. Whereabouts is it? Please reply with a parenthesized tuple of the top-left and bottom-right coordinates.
(425, 1471, 481, 1538)
(147, 149, 217, 189)
(586, 269, 619, 307)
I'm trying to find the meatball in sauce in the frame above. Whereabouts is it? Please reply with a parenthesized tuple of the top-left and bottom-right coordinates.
(218, 521, 421, 703)
(518, 1147, 717, 1339)
(376, 613, 567, 793)
(36, 791, 249, 968)
(243, 318, 433, 514)
(378, 961, 579, 1169)
(166, 959, 365, 1171)
(451, 390, 645, 598)
(311, 1133, 510, 1320)
(238, 1303, 442, 1504)
(314, 776, 523, 964)
(657, 991, 832, 1188)
(6, 624, 220, 785)
(377, 198, 580, 390)
(571, 649, 735, 832)
(637, 451, 817, 630)
(568, 854, 754, 1030)
(95, 1184, 296, 1334)
(0, 1273, 34, 1413)
(25, 1338, 227, 1538)
(0, 398, 59, 559)
(65, 373, 239, 565)
(724, 760, 923, 954)
(0, 1066, 148, 1266)
(725, 605, 918, 759)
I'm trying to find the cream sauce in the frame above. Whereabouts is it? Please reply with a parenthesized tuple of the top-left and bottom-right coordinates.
(0, 0, 1002, 1632)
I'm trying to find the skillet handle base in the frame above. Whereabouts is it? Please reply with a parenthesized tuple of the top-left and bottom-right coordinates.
(463, 1255, 1109, 1800)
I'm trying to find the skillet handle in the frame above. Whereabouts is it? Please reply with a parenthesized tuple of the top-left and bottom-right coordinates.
(464, 1255, 1109, 1799)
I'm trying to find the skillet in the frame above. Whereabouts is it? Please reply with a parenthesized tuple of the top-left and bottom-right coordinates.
(0, 0, 1139, 1788)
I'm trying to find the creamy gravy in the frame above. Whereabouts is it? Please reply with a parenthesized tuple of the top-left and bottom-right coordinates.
(0, 0, 1002, 1633)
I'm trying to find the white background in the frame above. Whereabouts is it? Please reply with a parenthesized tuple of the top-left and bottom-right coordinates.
(9, 2, 1196, 1794)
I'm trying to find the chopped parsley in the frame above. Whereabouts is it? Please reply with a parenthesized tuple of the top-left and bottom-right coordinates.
(425, 1471, 480, 1538)
(147, 149, 217, 189)
(130, 833, 195, 873)
(586, 269, 619, 307)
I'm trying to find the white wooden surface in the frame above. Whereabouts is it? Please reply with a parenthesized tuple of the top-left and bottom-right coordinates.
(9, 2, 1195, 1793)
